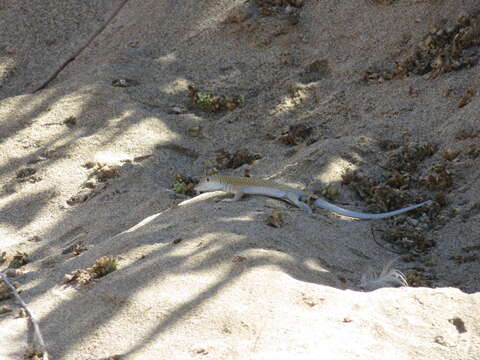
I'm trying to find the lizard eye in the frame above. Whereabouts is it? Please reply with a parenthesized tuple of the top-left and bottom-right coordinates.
(205, 177, 210, 181)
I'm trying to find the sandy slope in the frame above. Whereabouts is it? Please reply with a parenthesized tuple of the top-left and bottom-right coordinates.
(1, 1, 480, 359)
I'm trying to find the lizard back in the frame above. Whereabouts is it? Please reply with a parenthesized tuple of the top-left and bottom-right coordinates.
(211, 175, 300, 191)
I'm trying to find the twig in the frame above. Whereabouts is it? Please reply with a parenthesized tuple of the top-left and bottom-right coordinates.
(0, 271, 48, 360)
(33, 0, 130, 92)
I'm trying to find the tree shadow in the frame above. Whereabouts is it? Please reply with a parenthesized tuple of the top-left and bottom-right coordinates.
(23, 194, 348, 358)
(1, 1, 480, 359)
(0, 188, 55, 229)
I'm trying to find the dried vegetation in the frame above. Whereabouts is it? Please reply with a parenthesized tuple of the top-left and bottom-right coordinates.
(365, 12, 480, 81)
(188, 85, 243, 113)
(63, 256, 118, 286)
(172, 173, 198, 196)
(67, 162, 121, 205)
(213, 148, 262, 170)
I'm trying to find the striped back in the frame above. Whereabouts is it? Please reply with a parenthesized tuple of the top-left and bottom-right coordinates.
(209, 175, 296, 191)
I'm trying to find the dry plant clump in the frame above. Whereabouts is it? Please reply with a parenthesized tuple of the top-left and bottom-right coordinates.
(341, 169, 422, 213)
(24, 348, 46, 360)
(15, 167, 41, 184)
(266, 210, 284, 227)
(9, 251, 29, 269)
(341, 141, 451, 217)
(457, 88, 476, 108)
(365, 12, 480, 81)
(318, 183, 341, 201)
(344, 142, 437, 189)
(188, 85, 243, 113)
(253, 0, 304, 18)
(385, 142, 437, 173)
(404, 269, 429, 287)
(0, 280, 13, 301)
(442, 148, 461, 161)
(16, 167, 36, 179)
(383, 227, 436, 253)
(0, 305, 12, 314)
(278, 123, 316, 146)
(63, 115, 77, 127)
(63, 256, 118, 286)
(450, 252, 478, 264)
(172, 173, 198, 196)
(299, 59, 332, 83)
(419, 164, 453, 190)
(214, 148, 262, 170)
(61, 241, 88, 256)
(67, 162, 121, 206)
(340, 139, 447, 257)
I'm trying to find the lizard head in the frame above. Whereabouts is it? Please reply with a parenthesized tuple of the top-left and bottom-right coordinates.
(194, 175, 223, 193)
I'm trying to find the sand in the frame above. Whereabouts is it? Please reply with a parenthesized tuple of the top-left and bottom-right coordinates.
(1, 1, 479, 359)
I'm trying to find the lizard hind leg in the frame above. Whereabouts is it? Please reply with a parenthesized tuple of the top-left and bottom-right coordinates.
(223, 191, 244, 202)
(286, 193, 313, 213)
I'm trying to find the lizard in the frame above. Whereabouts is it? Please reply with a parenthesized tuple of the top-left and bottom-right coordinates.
(194, 175, 431, 220)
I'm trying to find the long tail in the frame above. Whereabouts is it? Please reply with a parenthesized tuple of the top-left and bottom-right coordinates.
(313, 198, 431, 220)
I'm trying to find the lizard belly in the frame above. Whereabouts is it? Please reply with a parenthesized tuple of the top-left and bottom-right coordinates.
(241, 186, 288, 198)
(240, 187, 312, 213)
